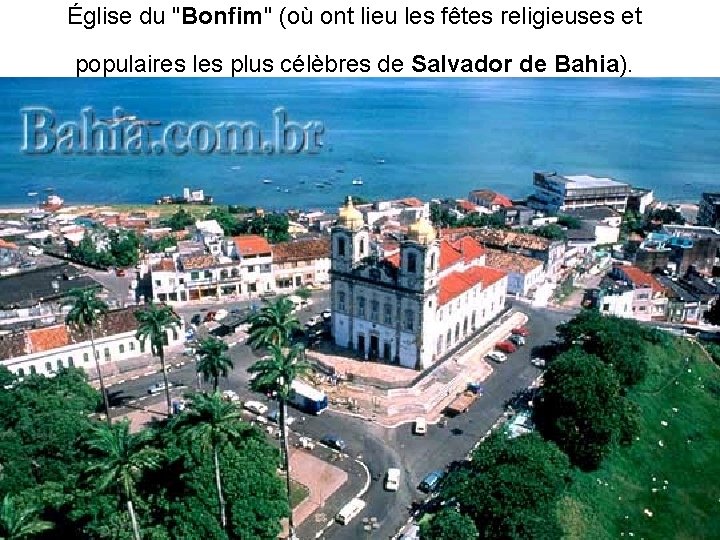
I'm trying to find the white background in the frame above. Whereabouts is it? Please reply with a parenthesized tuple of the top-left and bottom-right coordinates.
(0, 0, 718, 76)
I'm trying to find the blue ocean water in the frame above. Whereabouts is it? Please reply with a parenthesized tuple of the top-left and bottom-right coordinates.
(0, 78, 719, 210)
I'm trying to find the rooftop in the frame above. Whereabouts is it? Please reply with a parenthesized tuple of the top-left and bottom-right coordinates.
(179, 254, 217, 271)
(563, 174, 629, 189)
(655, 276, 700, 303)
(272, 238, 330, 263)
(563, 207, 621, 221)
(0, 264, 99, 309)
(485, 249, 543, 274)
(612, 265, 665, 294)
(472, 228, 555, 251)
(469, 189, 513, 208)
(232, 234, 272, 256)
(438, 265, 506, 306)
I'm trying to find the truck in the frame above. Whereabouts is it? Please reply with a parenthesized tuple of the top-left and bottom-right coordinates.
(289, 380, 328, 415)
(445, 391, 478, 416)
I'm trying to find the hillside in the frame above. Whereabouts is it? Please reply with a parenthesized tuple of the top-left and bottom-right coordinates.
(558, 337, 720, 540)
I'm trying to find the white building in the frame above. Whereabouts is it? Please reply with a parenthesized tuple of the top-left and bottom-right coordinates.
(0, 307, 184, 379)
(485, 249, 545, 297)
(330, 197, 507, 370)
(360, 198, 430, 229)
(272, 238, 331, 290)
(531, 171, 631, 213)
(193, 219, 227, 255)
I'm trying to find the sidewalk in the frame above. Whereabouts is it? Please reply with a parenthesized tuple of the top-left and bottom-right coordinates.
(309, 310, 528, 428)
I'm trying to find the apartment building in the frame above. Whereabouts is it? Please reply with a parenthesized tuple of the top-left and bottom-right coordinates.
(530, 171, 631, 213)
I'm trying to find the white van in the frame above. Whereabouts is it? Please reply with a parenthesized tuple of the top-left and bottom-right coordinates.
(336, 498, 366, 525)
(385, 468, 401, 491)
(413, 417, 427, 435)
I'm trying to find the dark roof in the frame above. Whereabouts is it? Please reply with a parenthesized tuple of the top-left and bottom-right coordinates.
(0, 264, 99, 309)
(563, 207, 620, 221)
(566, 223, 596, 241)
(656, 276, 700, 302)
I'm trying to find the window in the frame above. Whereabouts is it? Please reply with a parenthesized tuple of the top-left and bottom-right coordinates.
(337, 291, 346, 311)
(119, 344, 125, 354)
(130, 342, 135, 351)
(603, 304, 610, 312)
(154, 279, 161, 287)
(407, 252, 417, 273)
(45, 361, 52, 373)
(437, 336, 443, 354)
(463, 317, 468, 337)
(140, 340, 145, 353)
(439, 309, 443, 321)
(18, 368, 25, 378)
(455, 323, 460, 343)
(68, 357, 74, 367)
(83, 352, 89, 362)
(56, 359, 64, 370)
(104, 348, 111, 360)
(383, 303, 393, 325)
(359, 238, 365, 255)
(179, 278, 185, 285)
(358, 297, 366, 317)
(248, 283, 257, 293)
(430, 253, 436, 271)
(247, 265, 255, 273)
(338, 237, 346, 257)
(231, 268, 240, 278)
(370, 300, 379, 322)
(191, 271, 200, 280)
(220, 269, 229, 280)
(471, 311, 476, 329)
(172, 328, 178, 341)
(29, 365, 36, 375)
(446, 330, 452, 349)
(404, 309, 414, 331)
(169, 278, 175, 286)
(260, 264, 271, 273)
(204, 270, 212, 278)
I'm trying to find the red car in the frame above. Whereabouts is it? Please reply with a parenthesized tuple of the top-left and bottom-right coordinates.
(511, 327, 529, 337)
(496, 340, 517, 354)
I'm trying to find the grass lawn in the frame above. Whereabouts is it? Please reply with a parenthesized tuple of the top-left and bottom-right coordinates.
(289, 479, 309, 509)
(102, 203, 220, 218)
(558, 337, 720, 539)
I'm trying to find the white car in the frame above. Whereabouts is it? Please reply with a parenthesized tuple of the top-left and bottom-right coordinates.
(531, 357, 547, 368)
(413, 417, 427, 435)
(148, 382, 173, 394)
(385, 468, 401, 491)
(305, 315, 322, 327)
(222, 390, 240, 402)
(243, 400, 269, 416)
(486, 351, 507, 363)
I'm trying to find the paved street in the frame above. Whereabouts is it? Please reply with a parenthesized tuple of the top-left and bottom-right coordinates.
(106, 300, 566, 539)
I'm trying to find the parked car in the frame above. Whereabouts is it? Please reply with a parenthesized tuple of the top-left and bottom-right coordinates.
(321, 309, 332, 320)
(467, 381, 484, 394)
(496, 340, 517, 354)
(509, 334, 526, 346)
(413, 416, 427, 435)
(305, 315, 322, 328)
(204, 311, 217, 322)
(512, 326, 529, 337)
(320, 435, 347, 452)
(148, 382, 172, 395)
(531, 357, 546, 368)
(385, 468, 401, 491)
(222, 390, 240, 402)
(243, 400, 269, 416)
(486, 351, 507, 363)
(419, 470, 444, 493)
(190, 313, 202, 326)
(267, 409, 296, 426)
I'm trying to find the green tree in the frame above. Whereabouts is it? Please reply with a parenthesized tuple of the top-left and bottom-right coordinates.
(442, 433, 570, 539)
(295, 287, 312, 302)
(248, 344, 311, 539)
(420, 507, 478, 540)
(458, 212, 506, 229)
(84, 420, 162, 540)
(172, 393, 254, 530)
(0, 494, 53, 540)
(648, 207, 685, 227)
(246, 297, 301, 349)
(533, 349, 631, 470)
(557, 310, 649, 387)
(430, 202, 458, 228)
(163, 208, 196, 231)
(235, 214, 290, 244)
(196, 337, 234, 393)
(146, 235, 177, 254)
(65, 288, 111, 425)
(204, 208, 237, 236)
(557, 215, 583, 229)
(705, 300, 720, 326)
(135, 303, 181, 416)
(109, 230, 140, 267)
(534, 224, 566, 241)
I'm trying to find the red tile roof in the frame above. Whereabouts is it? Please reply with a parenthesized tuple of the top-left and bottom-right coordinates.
(399, 197, 424, 208)
(615, 265, 665, 294)
(0, 239, 18, 250)
(386, 253, 400, 268)
(470, 190, 513, 208)
(26, 325, 69, 353)
(485, 249, 543, 274)
(440, 237, 485, 270)
(152, 258, 176, 272)
(273, 238, 330, 263)
(233, 235, 272, 256)
(456, 200, 477, 213)
(180, 255, 216, 270)
(438, 265, 506, 306)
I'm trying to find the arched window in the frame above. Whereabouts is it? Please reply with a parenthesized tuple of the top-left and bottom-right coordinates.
(455, 323, 460, 343)
(446, 329, 452, 349)
(430, 252, 436, 271)
(437, 336, 443, 354)
(359, 238, 365, 255)
(471, 311, 477, 330)
(338, 237, 346, 257)
(407, 252, 417, 273)
(463, 317, 468, 337)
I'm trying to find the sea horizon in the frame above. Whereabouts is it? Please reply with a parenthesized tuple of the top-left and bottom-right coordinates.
(1, 78, 719, 210)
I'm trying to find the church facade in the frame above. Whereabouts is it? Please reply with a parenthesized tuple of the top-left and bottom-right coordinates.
(330, 197, 508, 370)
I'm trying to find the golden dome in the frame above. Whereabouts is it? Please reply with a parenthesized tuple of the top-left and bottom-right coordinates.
(337, 196, 364, 230)
(407, 216, 436, 245)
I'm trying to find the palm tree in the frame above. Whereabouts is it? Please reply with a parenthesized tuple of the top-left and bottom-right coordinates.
(135, 302, 181, 416)
(173, 392, 255, 530)
(65, 288, 112, 426)
(246, 296, 301, 349)
(248, 343, 311, 539)
(196, 337, 234, 393)
(84, 420, 162, 540)
(0, 494, 53, 540)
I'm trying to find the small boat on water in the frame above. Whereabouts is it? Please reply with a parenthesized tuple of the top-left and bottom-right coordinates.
(315, 183, 325, 188)
(336, 168, 344, 173)
(262, 178, 273, 184)
(352, 177, 364, 186)
(276, 187, 281, 191)
(283, 189, 290, 194)
(376, 158, 386, 164)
